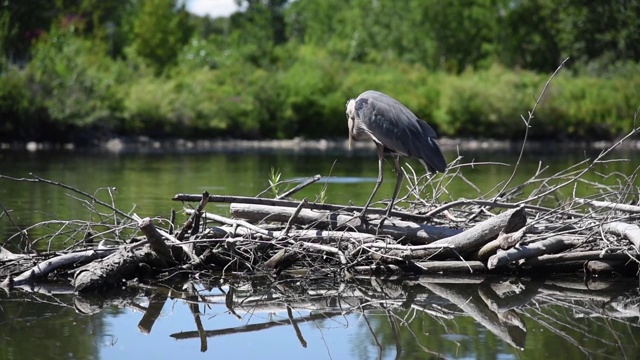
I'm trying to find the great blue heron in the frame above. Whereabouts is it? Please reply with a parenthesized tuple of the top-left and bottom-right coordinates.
(346, 90, 447, 218)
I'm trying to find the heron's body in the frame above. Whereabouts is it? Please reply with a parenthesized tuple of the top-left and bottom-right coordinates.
(346, 90, 446, 217)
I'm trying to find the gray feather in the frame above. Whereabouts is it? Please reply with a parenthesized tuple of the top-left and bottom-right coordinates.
(354, 90, 446, 173)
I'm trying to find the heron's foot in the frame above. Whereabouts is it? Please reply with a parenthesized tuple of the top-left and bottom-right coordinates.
(374, 215, 391, 234)
(355, 211, 390, 234)
(356, 211, 370, 228)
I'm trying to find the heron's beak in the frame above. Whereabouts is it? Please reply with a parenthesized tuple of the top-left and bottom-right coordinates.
(347, 115, 354, 150)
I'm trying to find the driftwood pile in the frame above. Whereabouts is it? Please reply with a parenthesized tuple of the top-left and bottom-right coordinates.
(1, 135, 639, 294)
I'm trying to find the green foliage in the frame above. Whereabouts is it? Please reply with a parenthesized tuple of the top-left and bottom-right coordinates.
(276, 45, 344, 138)
(0, 67, 40, 138)
(1, 0, 639, 143)
(27, 26, 127, 127)
(130, 0, 193, 73)
(123, 66, 254, 136)
(268, 167, 282, 198)
(432, 65, 640, 139)
(0, 9, 9, 67)
(537, 70, 640, 138)
(0, 24, 128, 141)
(433, 65, 542, 138)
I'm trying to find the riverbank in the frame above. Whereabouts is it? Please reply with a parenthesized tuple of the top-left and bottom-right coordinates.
(3, 136, 640, 154)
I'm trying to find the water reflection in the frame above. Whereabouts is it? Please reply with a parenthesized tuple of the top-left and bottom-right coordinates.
(2, 275, 639, 359)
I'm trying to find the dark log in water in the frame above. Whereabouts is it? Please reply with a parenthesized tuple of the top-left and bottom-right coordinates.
(72, 247, 157, 292)
(3, 249, 114, 288)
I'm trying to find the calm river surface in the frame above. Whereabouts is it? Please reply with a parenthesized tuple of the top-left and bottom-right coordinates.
(0, 145, 639, 359)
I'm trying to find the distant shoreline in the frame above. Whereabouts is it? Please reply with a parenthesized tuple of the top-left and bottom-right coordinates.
(2, 137, 639, 154)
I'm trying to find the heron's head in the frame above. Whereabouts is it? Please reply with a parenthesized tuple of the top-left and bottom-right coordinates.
(346, 99, 356, 150)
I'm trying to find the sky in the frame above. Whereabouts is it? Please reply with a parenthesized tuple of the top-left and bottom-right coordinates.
(185, 0, 240, 18)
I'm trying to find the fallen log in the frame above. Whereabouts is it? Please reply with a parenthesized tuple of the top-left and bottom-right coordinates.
(370, 207, 526, 261)
(602, 222, 640, 251)
(575, 198, 640, 214)
(1, 249, 115, 289)
(476, 227, 526, 260)
(488, 235, 585, 269)
(585, 260, 628, 276)
(430, 207, 526, 254)
(139, 217, 178, 264)
(229, 203, 462, 244)
(73, 247, 161, 293)
(521, 250, 636, 266)
(230, 203, 361, 228)
(73, 218, 182, 293)
(174, 193, 436, 222)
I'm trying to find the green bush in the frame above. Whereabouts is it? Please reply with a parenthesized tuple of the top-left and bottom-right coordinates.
(277, 45, 344, 138)
(538, 72, 640, 138)
(2, 28, 639, 142)
(0, 67, 44, 139)
(426, 65, 640, 140)
(432, 65, 542, 139)
(25, 26, 128, 139)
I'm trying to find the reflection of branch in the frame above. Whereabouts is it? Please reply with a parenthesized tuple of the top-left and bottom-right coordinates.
(287, 306, 307, 348)
(189, 302, 207, 352)
(524, 308, 599, 358)
(386, 311, 403, 360)
(478, 281, 540, 313)
(423, 282, 527, 350)
(11, 273, 640, 358)
(184, 283, 208, 352)
(224, 286, 242, 320)
(169, 311, 343, 340)
(362, 313, 383, 360)
(138, 292, 168, 334)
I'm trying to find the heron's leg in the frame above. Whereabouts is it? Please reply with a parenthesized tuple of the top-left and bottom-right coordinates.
(360, 146, 385, 218)
(385, 156, 404, 218)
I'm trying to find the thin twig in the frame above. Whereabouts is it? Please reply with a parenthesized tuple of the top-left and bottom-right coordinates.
(495, 57, 570, 200)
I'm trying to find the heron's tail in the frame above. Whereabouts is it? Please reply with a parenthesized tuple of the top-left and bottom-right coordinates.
(419, 138, 447, 173)
(416, 121, 447, 173)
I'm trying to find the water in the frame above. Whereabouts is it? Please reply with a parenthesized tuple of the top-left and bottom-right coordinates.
(1, 146, 639, 359)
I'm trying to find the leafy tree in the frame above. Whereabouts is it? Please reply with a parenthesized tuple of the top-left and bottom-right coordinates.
(556, 0, 640, 68)
(1, 0, 58, 61)
(500, 0, 562, 72)
(130, 0, 193, 73)
(236, 0, 288, 44)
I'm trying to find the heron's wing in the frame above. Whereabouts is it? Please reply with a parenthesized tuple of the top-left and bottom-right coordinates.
(356, 91, 446, 173)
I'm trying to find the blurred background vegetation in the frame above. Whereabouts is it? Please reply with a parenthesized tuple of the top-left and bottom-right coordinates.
(1, 0, 639, 144)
